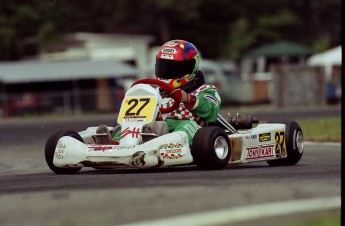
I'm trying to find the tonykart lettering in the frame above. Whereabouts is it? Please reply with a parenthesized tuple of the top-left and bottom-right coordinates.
(245, 144, 275, 160)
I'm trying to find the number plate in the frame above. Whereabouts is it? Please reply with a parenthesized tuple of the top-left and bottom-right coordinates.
(118, 97, 157, 124)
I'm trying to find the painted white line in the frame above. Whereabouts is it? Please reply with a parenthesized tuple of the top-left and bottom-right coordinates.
(122, 196, 340, 226)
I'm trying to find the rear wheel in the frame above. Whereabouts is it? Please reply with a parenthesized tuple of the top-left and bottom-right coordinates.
(191, 126, 231, 170)
(45, 130, 83, 174)
(267, 120, 304, 166)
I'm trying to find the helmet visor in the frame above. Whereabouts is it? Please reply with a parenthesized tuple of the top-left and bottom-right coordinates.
(155, 57, 196, 79)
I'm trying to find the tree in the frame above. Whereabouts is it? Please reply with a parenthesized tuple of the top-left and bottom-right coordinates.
(0, 0, 341, 61)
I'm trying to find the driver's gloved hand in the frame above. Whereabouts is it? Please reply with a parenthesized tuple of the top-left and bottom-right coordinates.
(159, 88, 170, 98)
(169, 89, 198, 110)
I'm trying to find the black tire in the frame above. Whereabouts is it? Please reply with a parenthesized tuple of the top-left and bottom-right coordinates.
(45, 130, 84, 174)
(267, 120, 304, 166)
(191, 126, 231, 170)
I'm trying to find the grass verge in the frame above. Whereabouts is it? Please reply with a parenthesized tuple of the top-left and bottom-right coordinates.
(298, 117, 341, 142)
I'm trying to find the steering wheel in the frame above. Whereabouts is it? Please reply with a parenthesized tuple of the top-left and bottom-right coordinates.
(131, 78, 180, 113)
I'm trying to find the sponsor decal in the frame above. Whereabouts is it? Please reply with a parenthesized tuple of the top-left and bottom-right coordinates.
(164, 41, 179, 47)
(55, 149, 64, 159)
(55, 141, 66, 159)
(124, 118, 145, 122)
(57, 141, 66, 149)
(245, 144, 275, 160)
(245, 134, 257, 140)
(88, 145, 135, 152)
(204, 95, 219, 105)
(160, 152, 184, 159)
(161, 47, 177, 54)
(88, 145, 112, 152)
(183, 122, 199, 137)
(259, 133, 271, 142)
(160, 54, 174, 59)
(160, 143, 184, 159)
(162, 143, 183, 149)
(120, 127, 141, 139)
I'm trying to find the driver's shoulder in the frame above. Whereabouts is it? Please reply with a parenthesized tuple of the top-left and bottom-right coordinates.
(193, 84, 218, 95)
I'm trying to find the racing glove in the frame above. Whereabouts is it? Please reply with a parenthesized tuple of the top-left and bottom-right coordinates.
(169, 89, 198, 110)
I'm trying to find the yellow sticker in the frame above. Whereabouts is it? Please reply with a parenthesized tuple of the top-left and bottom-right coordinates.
(118, 97, 156, 124)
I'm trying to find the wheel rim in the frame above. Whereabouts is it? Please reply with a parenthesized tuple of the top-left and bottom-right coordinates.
(296, 130, 304, 154)
(214, 136, 229, 159)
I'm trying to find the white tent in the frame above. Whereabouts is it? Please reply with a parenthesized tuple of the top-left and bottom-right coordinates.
(307, 46, 342, 79)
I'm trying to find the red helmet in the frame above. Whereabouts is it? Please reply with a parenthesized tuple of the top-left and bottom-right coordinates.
(155, 40, 200, 88)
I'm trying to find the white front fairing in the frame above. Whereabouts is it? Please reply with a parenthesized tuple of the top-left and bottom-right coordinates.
(53, 131, 193, 168)
(229, 123, 287, 164)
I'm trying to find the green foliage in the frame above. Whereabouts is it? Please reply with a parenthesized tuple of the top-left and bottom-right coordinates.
(226, 18, 255, 60)
(258, 10, 299, 27)
(0, 0, 341, 60)
(38, 21, 60, 52)
(312, 36, 331, 53)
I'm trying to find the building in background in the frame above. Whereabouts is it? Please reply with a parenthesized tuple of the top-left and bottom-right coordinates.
(307, 46, 342, 103)
(0, 33, 155, 117)
(241, 40, 314, 81)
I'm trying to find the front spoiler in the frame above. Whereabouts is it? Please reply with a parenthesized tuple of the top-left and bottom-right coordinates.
(53, 131, 193, 169)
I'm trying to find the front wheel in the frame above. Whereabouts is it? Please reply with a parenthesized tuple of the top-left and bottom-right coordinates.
(191, 126, 231, 170)
(267, 120, 304, 166)
(45, 130, 84, 174)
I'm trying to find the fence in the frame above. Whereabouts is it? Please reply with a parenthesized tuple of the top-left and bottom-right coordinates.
(270, 65, 327, 107)
(0, 88, 124, 118)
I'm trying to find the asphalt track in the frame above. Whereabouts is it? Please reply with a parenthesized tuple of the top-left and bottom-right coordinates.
(0, 107, 341, 226)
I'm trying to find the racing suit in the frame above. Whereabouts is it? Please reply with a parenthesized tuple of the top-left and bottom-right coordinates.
(161, 83, 221, 144)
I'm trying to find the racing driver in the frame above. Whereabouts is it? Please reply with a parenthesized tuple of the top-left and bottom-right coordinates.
(96, 39, 221, 146)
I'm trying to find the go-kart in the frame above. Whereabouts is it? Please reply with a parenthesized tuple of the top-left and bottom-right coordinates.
(45, 78, 304, 174)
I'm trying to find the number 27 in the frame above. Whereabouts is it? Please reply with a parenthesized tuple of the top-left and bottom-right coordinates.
(125, 98, 150, 116)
